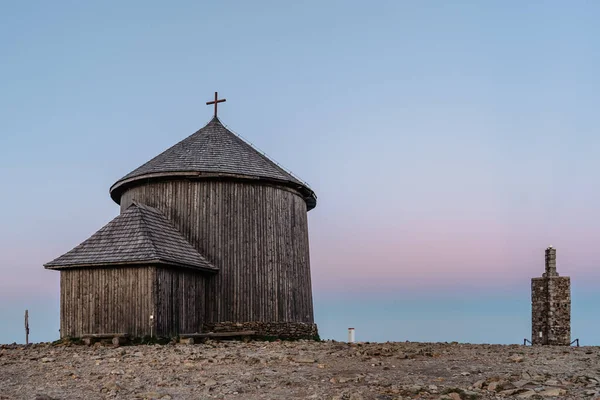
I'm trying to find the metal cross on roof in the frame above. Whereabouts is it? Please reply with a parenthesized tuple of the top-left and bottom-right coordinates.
(206, 92, 226, 117)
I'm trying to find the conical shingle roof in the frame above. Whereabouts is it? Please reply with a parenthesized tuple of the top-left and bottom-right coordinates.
(44, 202, 217, 272)
(109, 117, 316, 209)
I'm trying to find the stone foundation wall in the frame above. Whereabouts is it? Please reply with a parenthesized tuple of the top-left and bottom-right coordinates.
(203, 322, 319, 339)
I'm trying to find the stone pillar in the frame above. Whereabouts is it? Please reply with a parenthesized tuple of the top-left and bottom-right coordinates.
(531, 277, 547, 345)
(531, 247, 571, 345)
(546, 276, 571, 345)
(544, 246, 558, 277)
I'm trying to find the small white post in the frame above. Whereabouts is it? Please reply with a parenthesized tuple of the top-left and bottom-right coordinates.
(150, 315, 154, 338)
(348, 327, 355, 343)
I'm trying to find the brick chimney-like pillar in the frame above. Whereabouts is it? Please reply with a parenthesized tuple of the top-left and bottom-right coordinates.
(532, 246, 571, 345)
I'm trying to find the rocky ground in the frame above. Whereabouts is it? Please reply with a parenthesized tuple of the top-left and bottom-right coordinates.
(1, 340, 599, 400)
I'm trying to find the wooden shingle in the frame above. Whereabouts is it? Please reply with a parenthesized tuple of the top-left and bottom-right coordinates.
(109, 117, 317, 210)
(44, 202, 217, 272)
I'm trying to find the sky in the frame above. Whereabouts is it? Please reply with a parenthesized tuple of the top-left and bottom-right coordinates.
(1, 1, 599, 345)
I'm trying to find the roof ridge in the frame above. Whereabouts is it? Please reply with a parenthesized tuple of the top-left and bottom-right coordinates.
(131, 201, 217, 269)
(134, 202, 161, 261)
(217, 120, 313, 190)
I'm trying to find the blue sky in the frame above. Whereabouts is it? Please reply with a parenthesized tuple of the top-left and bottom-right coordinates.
(1, 1, 599, 344)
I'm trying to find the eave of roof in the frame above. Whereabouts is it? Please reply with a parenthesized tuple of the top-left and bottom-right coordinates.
(44, 259, 218, 272)
(109, 171, 317, 210)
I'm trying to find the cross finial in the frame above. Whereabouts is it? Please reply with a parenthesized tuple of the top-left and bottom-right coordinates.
(206, 91, 226, 117)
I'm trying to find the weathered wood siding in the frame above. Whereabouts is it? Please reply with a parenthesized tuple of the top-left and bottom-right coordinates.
(119, 180, 314, 324)
(60, 266, 155, 338)
(60, 266, 206, 338)
(154, 267, 205, 336)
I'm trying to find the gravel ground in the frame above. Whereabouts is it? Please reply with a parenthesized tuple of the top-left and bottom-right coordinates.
(1, 340, 599, 399)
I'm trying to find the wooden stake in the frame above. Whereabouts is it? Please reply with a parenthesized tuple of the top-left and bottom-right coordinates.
(24, 310, 29, 345)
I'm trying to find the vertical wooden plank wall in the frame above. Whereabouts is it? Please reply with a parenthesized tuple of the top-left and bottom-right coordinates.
(120, 180, 314, 324)
(60, 266, 155, 338)
(154, 267, 205, 336)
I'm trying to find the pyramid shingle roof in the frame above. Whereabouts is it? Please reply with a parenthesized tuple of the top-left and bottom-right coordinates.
(109, 117, 316, 210)
(44, 202, 217, 272)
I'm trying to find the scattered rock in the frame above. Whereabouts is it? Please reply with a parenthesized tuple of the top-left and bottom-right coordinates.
(103, 381, 123, 392)
(461, 389, 480, 399)
(135, 392, 168, 399)
(513, 380, 536, 389)
(544, 379, 561, 386)
(0, 341, 597, 399)
(471, 380, 485, 389)
(538, 388, 567, 397)
(200, 377, 217, 387)
(405, 384, 423, 393)
(294, 357, 316, 363)
(516, 390, 537, 398)
(522, 371, 533, 380)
